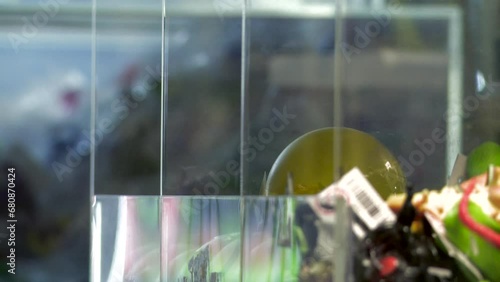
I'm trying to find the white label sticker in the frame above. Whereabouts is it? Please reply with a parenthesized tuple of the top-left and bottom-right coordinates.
(336, 168, 395, 230)
(311, 168, 395, 235)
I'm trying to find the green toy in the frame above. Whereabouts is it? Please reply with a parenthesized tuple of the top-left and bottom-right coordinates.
(467, 142, 500, 177)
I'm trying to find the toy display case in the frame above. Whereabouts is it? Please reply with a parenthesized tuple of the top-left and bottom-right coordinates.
(90, 0, 500, 281)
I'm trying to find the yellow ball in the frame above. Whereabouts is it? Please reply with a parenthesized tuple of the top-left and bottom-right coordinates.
(266, 127, 406, 199)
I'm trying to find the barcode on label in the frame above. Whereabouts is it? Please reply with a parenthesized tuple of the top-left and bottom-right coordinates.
(339, 168, 395, 230)
(354, 187, 380, 217)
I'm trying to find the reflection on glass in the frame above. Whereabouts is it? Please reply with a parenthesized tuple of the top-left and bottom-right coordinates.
(92, 195, 354, 281)
(92, 196, 160, 282)
(94, 1, 163, 195)
(163, 6, 243, 196)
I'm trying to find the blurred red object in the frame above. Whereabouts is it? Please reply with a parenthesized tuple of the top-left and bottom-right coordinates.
(61, 90, 80, 114)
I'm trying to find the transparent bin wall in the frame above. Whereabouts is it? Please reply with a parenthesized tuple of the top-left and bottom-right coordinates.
(93, 195, 352, 282)
(90, 1, 500, 195)
(336, 3, 463, 190)
(92, 196, 161, 282)
(162, 0, 244, 197)
(91, 0, 500, 282)
(243, 0, 338, 195)
(91, 1, 165, 280)
(93, 0, 163, 195)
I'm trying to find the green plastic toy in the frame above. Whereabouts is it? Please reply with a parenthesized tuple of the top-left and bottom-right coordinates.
(467, 141, 500, 177)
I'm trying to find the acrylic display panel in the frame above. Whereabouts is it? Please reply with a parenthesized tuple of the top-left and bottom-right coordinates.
(243, 1, 338, 196)
(89, 1, 500, 282)
(92, 195, 353, 282)
(162, 1, 243, 196)
(336, 4, 463, 190)
(92, 196, 161, 282)
(93, 0, 163, 195)
(90, 1, 469, 197)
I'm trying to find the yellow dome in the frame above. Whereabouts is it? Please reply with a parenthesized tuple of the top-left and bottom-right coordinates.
(266, 127, 406, 199)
